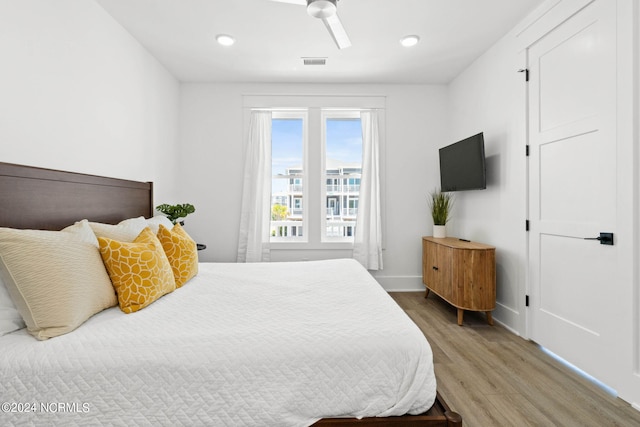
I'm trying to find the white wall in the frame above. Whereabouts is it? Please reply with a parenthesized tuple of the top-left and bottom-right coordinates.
(446, 26, 527, 334)
(177, 83, 449, 289)
(0, 0, 180, 204)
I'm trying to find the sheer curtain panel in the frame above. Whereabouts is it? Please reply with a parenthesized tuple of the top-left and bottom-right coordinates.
(353, 110, 383, 270)
(237, 111, 272, 262)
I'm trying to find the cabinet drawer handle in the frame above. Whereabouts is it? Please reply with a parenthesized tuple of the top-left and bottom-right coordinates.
(432, 266, 439, 271)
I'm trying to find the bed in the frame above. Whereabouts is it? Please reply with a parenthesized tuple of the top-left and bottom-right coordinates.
(0, 162, 462, 426)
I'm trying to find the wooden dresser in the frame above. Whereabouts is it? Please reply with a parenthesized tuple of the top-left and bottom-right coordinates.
(422, 236, 496, 326)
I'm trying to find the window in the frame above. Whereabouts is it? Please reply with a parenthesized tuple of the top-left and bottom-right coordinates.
(322, 112, 362, 241)
(269, 109, 365, 246)
(270, 112, 306, 241)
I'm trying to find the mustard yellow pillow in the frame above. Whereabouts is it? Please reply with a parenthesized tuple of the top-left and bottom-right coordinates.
(98, 227, 176, 313)
(157, 223, 199, 288)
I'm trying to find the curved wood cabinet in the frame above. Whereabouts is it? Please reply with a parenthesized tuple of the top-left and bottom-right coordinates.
(422, 237, 496, 326)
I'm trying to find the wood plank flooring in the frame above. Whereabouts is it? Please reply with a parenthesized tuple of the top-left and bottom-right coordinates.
(390, 292, 640, 427)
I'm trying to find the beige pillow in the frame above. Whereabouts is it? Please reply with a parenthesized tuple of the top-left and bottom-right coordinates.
(0, 221, 117, 340)
(89, 216, 148, 243)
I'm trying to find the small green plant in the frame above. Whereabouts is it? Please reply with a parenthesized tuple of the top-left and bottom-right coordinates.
(428, 190, 453, 226)
(155, 203, 195, 225)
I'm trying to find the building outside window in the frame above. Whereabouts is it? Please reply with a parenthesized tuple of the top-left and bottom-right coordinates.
(271, 113, 305, 241)
(270, 110, 362, 243)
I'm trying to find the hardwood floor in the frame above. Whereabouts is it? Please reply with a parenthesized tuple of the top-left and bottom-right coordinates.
(390, 292, 640, 427)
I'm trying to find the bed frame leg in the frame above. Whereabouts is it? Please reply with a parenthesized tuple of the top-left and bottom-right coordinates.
(445, 410, 463, 427)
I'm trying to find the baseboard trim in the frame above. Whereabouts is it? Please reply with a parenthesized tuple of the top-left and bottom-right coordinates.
(491, 302, 521, 335)
(374, 275, 424, 292)
(492, 317, 521, 337)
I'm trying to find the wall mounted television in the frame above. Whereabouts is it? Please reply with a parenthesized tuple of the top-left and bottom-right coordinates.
(439, 132, 487, 192)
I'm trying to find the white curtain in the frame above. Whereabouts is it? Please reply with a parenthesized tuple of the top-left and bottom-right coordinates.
(353, 110, 383, 270)
(237, 110, 272, 262)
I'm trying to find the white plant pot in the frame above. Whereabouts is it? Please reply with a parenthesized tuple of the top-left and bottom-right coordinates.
(433, 225, 446, 238)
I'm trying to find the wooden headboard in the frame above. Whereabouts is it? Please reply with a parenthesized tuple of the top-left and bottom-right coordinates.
(0, 162, 153, 230)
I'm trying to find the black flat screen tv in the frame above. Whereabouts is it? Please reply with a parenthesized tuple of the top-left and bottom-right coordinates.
(439, 132, 486, 192)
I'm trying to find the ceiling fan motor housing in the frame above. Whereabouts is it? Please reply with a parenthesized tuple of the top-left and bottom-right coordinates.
(307, 0, 337, 19)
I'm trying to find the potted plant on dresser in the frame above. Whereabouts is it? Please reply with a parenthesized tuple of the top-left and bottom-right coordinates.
(428, 189, 453, 238)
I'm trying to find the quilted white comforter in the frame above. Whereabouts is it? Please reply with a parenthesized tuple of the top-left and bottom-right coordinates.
(0, 259, 436, 426)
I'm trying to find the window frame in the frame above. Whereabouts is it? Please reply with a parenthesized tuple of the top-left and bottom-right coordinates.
(270, 111, 308, 243)
(243, 95, 385, 253)
(270, 109, 361, 250)
(320, 110, 363, 243)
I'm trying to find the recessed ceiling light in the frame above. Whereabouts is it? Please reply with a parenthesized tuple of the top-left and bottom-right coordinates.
(216, 34, 235, 47)
(400, 35, 420, 47)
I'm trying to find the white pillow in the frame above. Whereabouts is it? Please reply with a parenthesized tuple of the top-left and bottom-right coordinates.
(146, 215, 174, 235)
(88, 216, 148, 243)
(0, 221, 117, 340)
(62, 219, 100, 245)
(0, 275, 25, 336)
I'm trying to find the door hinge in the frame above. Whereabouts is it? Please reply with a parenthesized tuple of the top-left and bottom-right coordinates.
(526, 145, 530, 156)
(525, 295, 530, 307)
(526, 220, 530, 231)
(518, 68, 530, 82)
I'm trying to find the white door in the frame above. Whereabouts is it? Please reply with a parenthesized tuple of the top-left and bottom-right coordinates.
(528, 0, 619, 385)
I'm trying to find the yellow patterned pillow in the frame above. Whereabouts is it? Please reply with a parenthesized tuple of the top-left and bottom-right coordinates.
(157, 223, 199, 288)
(98, 227, 176, 313)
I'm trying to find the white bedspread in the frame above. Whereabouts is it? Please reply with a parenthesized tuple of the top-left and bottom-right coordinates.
(0, 259, 436, 426)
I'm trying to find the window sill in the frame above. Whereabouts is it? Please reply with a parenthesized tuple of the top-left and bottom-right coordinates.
(269, 241, 354, 251)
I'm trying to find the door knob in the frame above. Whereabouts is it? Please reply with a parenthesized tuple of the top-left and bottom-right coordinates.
(584, 232, 614, 245)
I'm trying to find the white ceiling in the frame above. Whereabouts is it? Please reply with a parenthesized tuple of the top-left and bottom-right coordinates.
(95, 0, 545, 84)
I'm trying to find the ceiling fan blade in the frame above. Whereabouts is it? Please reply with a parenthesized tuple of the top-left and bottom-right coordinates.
(322, 14, 351, 49)
(269, 0, 306, 5)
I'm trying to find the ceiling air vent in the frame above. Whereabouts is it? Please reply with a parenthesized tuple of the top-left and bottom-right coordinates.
(302, 57, 327, 66)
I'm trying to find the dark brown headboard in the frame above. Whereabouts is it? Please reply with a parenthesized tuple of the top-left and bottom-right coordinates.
(0, 162, 153, 230)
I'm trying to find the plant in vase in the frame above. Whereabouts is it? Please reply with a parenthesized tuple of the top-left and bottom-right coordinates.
(428, 189, 453, 238)
(155, 203, 195, 225)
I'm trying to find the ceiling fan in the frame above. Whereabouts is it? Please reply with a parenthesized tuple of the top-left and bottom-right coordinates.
(269, 0, 352, 49)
